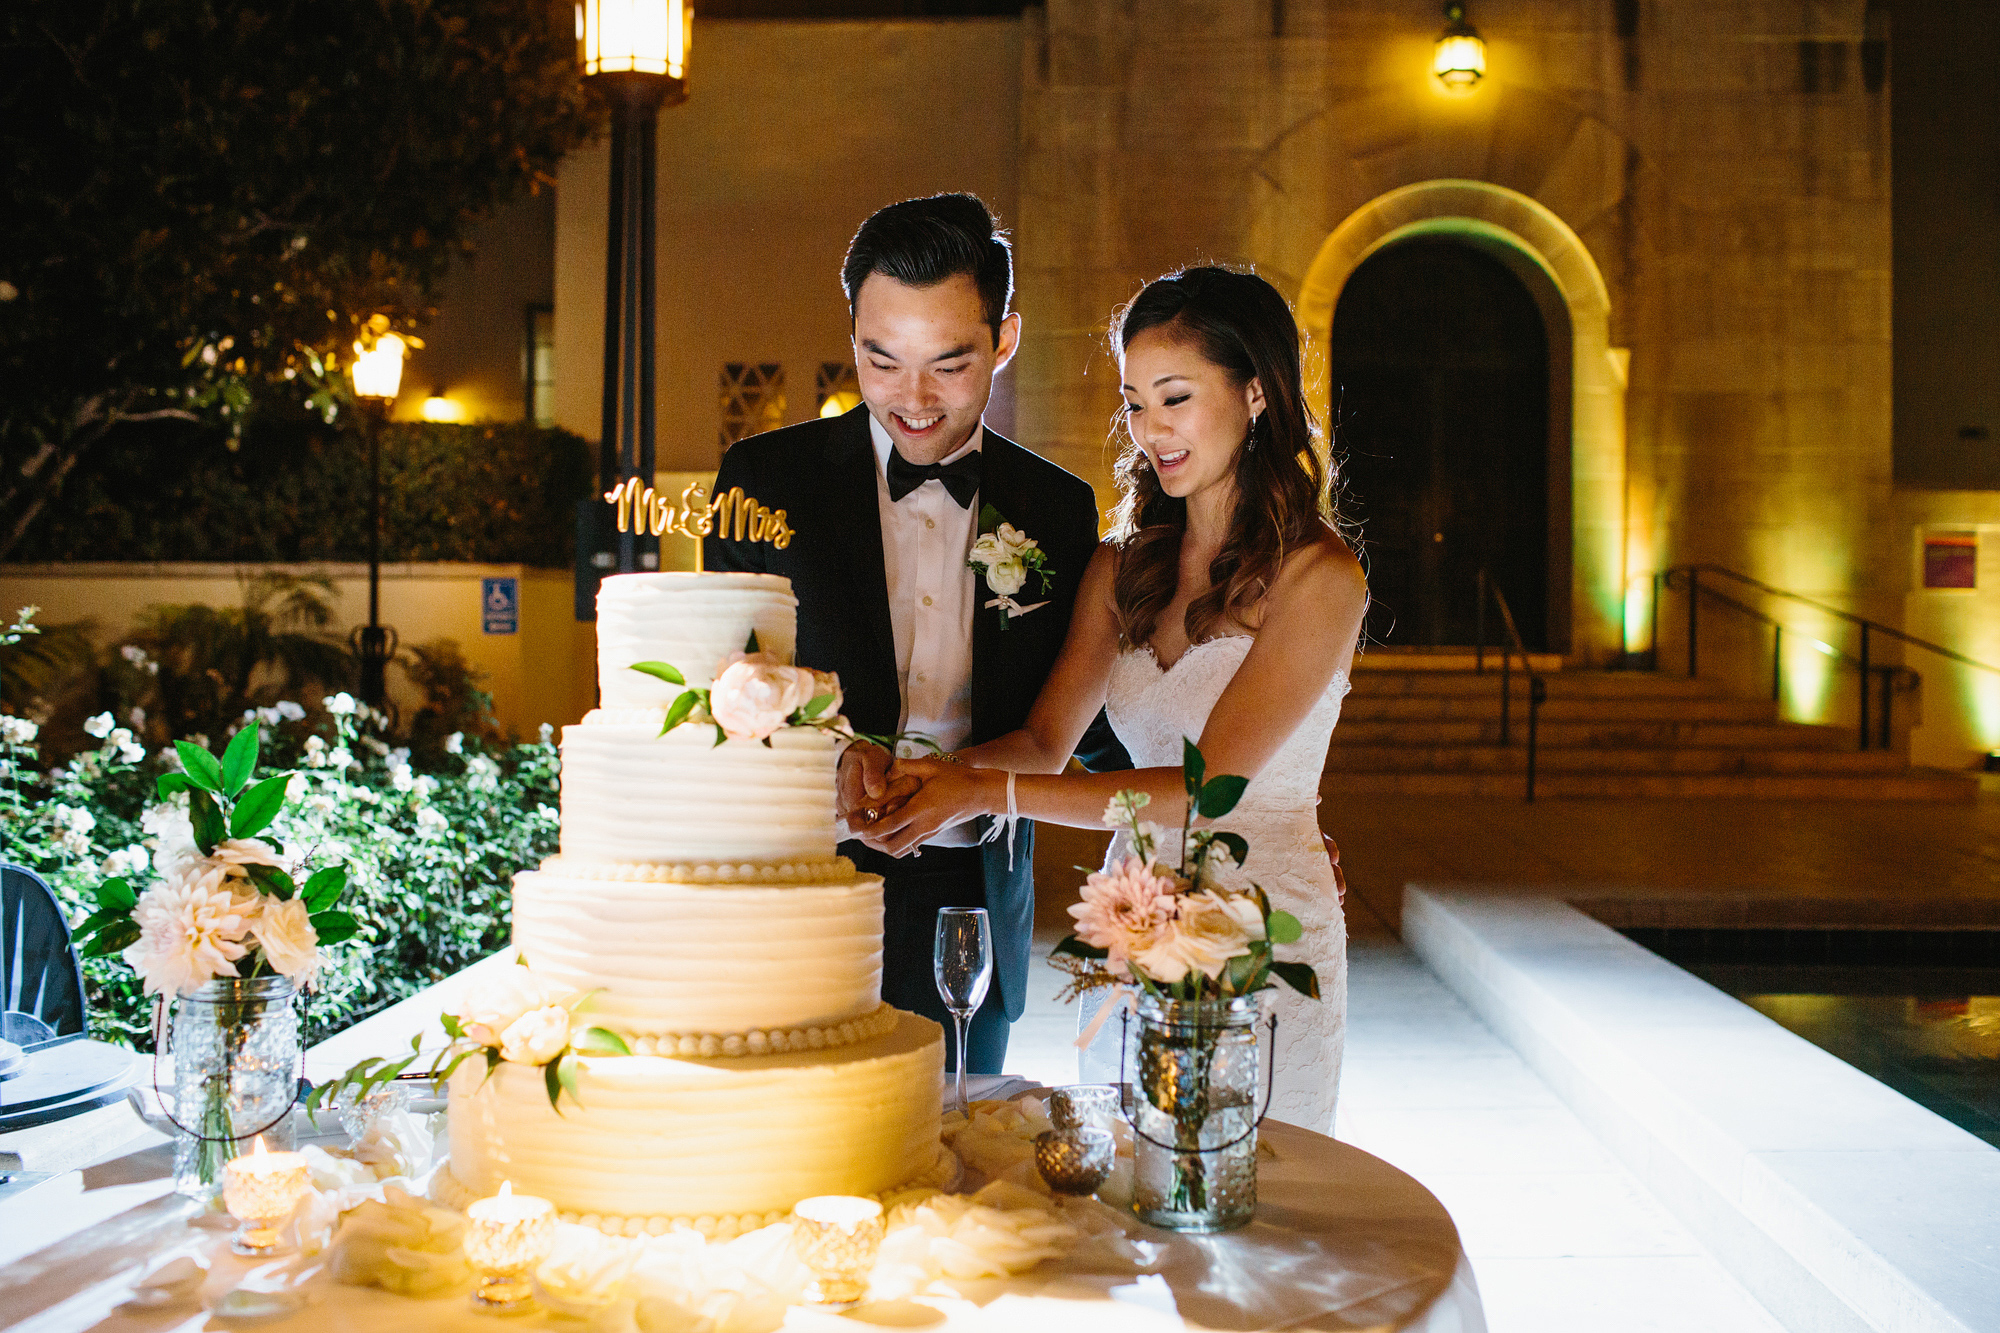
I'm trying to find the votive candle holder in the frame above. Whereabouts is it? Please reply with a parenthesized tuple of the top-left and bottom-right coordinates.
(222, 1137, 311, 1257)
(464, 1181, 557, 1314)
(791, 1195, 886, 1307)
(1034, 1126, 1116, 1196)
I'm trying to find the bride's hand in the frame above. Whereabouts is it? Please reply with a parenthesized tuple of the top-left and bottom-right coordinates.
(857, 757, 1004, 858)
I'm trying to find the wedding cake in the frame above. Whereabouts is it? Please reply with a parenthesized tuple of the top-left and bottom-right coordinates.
(436, 572, 947, 1236)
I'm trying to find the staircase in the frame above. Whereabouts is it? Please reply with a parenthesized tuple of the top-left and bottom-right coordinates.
(1326, 651, 1978, 801)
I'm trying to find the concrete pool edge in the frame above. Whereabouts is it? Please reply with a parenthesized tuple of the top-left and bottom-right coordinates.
(1403, 885, 2000, 1333)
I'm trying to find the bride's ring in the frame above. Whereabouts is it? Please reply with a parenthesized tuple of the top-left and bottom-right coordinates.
(859, 806, 881, 823)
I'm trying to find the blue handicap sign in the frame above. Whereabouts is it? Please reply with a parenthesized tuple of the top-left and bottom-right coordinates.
(482, 577, 519, 635)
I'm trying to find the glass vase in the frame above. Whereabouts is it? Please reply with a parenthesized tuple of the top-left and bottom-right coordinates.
(1130, 992, 1261, 1232)
(169, 975, 301, 1200)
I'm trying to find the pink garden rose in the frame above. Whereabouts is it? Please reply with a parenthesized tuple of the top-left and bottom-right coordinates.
(1068, 856, 1181, 976)
(123, 877, 257, 997)
(708, 652, 817, 740)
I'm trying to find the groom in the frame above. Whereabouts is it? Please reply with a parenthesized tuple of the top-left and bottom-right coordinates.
(704, 193, 1126, 1073)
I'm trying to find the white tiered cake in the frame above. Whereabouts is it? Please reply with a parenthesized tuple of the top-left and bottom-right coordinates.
(438, 573, 947, 1236)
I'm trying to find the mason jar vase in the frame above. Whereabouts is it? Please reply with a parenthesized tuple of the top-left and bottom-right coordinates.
(1130, 992, 1263, 1232)
(168, 975, 301, 1199)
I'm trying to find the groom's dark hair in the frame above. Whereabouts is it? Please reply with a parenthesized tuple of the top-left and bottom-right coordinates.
(842, 193, 1013, 344)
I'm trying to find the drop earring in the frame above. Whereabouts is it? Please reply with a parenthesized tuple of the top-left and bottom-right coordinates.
(1247, 414, 1261, 452)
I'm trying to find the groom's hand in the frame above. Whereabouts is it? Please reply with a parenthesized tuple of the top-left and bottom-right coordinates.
(838, 743, 920, 830)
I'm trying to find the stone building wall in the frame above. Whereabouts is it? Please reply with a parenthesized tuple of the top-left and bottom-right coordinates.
(1014, 0, 1893, 669)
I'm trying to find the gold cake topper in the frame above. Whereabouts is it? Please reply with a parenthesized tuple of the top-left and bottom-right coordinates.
(604, 480, 794, 551)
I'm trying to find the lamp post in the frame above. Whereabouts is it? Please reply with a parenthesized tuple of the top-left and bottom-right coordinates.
(1432, 2, 1487, 92)
(349, 330, 408, 711)
(580, 0, 690, 577)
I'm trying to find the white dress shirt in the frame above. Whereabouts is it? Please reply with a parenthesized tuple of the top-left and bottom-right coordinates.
(870, 412, 981, 848)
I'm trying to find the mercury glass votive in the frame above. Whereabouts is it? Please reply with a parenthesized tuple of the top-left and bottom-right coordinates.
(464, 1181, 557, 1315)
(1034, 1127, 1116, 1196)
(791, 1195, 886, 1307)
(1049, 1083, 1122, 1131)
(222, 1137, 311, 1257)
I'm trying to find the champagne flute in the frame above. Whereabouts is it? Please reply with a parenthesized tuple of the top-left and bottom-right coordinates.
(934, 906, 993, 1116)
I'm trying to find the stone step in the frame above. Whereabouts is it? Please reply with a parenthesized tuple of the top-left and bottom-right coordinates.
(1322, 769, 1977, 801)
(1323, 743, 1912, 775)
(1346, 670, 1727, 700)
(1331, 718, 1854, 749)
(1343, 694, 1780, 724)
(1352, 650, 1567, 674)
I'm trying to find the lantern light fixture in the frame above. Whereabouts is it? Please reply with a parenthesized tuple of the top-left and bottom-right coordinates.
(350, 332, 408, 402)
(578, 0, 691, 94)
(1432, 2, 1487, 93)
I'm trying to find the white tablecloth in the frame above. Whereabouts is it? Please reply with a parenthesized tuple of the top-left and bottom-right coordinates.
(0, 1111, 1480, 1333)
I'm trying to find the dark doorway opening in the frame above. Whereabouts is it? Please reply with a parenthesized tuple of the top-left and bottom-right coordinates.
(1330, 235, 1567, 651)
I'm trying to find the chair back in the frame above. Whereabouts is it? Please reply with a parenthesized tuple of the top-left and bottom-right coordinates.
(0, 864, 88, 1047)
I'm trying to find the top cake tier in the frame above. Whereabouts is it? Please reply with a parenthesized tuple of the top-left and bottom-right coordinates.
(596, 572, 799, 708)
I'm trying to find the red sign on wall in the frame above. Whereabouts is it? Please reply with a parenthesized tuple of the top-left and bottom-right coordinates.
(1924, 534, 1977, 589)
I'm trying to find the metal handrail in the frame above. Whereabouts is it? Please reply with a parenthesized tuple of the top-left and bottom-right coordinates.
(1652, 565, 1963, 750)
(1474, 569, 1547, 803)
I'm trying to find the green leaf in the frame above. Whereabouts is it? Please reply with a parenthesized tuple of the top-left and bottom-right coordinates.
(1211, 832, 1249, 866)
(557, 1052, 583, 1106)
(978, 502, 1005, 534)
(432, 1048, 481, 1085)
(543, 1058, 564, 1112)
(628, 660, 685, 686)
(568, 988, 602, 1014)
(1225, 952, 1257, 994)
(744, 629, 760, 654)
(155, 772, 193, 800)
(302, 866, 346, 912)
(1269, 959, 1321, 1000)
(175, 740, 225, 793)
(1051, 935, 1109, 961)
(310, 910, 360, 944)
(95, 876, 136, 912)
(711, 723, 728, 748)
(230, 773, 289, 839)
(659, 689, 698, 735)
(1182, 737, 1205, 798)
(1266, 910, 1304, 944)
(188, 790, 225, 853)
(81, 921, 141, 957)
(246, 863, 295, 900)
(73, 906, 123, 939)
(1198, 775, 1249, 819)
(798, 693, 834, 721)
(220, 723, 260, 797)
(440, 1012, 464, 1040)
(571, 1026, 631, 1056)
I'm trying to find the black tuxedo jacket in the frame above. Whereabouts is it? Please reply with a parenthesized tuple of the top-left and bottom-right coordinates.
(703, 405, 1129, 1020)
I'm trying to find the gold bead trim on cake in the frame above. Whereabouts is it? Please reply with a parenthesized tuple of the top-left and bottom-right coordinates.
(430, 1148, 958, 1242)
(614, 1002, 897, 1059)
(535, 855, 856, 886)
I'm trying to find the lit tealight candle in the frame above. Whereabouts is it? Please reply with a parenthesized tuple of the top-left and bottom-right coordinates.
(222, 1137, 311, 1257)
(464, 1181, 557, 1314)
(791, 1195, 886, 1307)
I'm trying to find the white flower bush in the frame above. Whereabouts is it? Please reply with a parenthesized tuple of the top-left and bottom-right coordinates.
(3, 689, 561, 1049)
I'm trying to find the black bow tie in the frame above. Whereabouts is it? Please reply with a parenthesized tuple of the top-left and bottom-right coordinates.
(886, 447, 982, 507)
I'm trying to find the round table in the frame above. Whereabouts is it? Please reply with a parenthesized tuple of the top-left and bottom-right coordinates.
(0, 1114, 1481, 1333)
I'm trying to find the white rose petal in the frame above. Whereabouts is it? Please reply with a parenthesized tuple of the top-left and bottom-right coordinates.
(251, 895, 320, 980)
(498, 1005, 572, 1066)
(985, 558, 1028, 597)
(83, 712, 115, 739)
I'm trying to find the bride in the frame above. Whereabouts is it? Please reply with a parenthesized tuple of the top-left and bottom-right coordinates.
(854, 266, 1366, 1132)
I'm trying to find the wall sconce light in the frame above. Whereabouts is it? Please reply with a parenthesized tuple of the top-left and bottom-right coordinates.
(1433, 2, 1487, 93)
(421, 388, 466, 423)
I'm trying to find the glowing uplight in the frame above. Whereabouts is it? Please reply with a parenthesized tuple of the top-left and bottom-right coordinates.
(818, 391, 862, 419)
(1781, 631, 1837, 723)
(1623, 579, 1650, 656)
(1432, 3, 1487, 92)
(579, 0, 691, 81)
(421, 391, 466, 423)
(349, 332, 407, 402)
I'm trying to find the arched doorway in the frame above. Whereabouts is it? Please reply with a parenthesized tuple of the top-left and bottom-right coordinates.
(1296, 181, 1629, 664)
(1330, 236, 1563, 649)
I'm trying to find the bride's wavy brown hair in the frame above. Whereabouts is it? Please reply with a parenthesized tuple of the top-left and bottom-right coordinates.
(1108, 266, 1333, 650)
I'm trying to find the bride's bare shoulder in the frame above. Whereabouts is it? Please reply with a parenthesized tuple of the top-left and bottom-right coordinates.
(1274, 523, 1365, 603)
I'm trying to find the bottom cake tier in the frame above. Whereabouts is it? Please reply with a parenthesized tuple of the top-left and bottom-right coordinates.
(441, 1008, 946, 1235)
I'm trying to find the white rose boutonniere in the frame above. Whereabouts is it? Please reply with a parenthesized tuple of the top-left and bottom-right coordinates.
(967, 506, 1053, 630)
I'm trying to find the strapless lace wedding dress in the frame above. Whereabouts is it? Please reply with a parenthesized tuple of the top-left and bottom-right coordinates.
(1077, 637, 1351, 1134)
